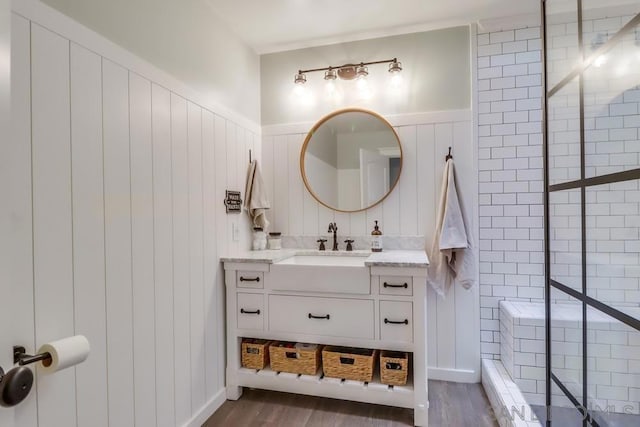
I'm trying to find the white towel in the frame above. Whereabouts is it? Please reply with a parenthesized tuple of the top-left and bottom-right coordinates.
(244, 160, 270, 230)
(427, 158, 476, 296)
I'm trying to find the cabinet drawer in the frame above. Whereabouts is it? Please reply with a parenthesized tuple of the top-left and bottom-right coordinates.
(237, 271, 264, 289)
(269, 295, 374, 340)
(380, 301, 413, 343)
(379, 276, 413, 296)
(237, 293, 264, 330)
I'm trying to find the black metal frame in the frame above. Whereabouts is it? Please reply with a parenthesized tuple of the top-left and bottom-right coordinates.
(543, 1, 640, 425)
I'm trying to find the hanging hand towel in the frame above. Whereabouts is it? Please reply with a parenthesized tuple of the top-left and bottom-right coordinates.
(244, 159, 270, 230)
(427, 158, 476, 296)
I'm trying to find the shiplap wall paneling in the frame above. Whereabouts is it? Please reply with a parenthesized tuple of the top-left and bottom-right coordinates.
(434, 123, 457, 369)
(10, 14, 38, 426)
(70, 41, 109, 427)
(213, 114, 228, 398)
(129, 72, 157, 427)
(187, 101, 207, 413)
(397, 126, 418, 236)
(202, 110, 219, 396)
(261, 136, 275, 228)
(225, 123, 238, 251)
(381, 130, 401, 236)
(103, 58, 135, 427)
(170, 93, 192, 425)
(452, 121, 480, 372)
(151, 83, 176, 427)
(417, 124, 439, 366)
(273, 135, 289, 235)
(31, 23, 76, 427)
(288, 134, 304, 236)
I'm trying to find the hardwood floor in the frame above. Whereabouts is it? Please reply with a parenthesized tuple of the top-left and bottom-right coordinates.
(204, 380, 498, 426)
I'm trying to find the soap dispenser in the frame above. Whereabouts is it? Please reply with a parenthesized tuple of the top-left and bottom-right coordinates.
(371, 220, 383, 252)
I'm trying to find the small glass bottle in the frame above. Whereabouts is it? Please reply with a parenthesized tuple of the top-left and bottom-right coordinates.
(268, 232, 282, 250)
(371, 220, 383, 252)
(252, 227, 267, 250)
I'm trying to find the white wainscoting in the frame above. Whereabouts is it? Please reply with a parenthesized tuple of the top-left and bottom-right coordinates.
(10, 6, 257, 427)
(262, 111, 481, 382)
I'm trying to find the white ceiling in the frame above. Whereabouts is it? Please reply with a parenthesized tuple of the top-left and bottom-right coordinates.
(205, 0, 539, 54)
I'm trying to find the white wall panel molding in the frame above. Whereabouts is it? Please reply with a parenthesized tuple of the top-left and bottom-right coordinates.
(10, 8, 257, 426)
(11, 0, 261, 134)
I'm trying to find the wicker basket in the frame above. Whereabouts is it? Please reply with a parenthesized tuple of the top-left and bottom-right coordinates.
(269, 342, 321, 375)
(380, 350, 408, 386)
(322, 346, 378, 382)
(241, 339, 271, 370)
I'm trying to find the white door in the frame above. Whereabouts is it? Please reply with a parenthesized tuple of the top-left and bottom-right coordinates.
(0, 0, 17, 425)
(359, 148, 389, 206)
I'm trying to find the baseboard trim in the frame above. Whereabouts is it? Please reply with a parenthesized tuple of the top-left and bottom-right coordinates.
(428, 367, 480, 383)
(181, 389, 227, 427)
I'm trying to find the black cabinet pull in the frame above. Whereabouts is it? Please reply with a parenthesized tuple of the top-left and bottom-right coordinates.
(240, 276, 260, 282)
(384, 318, 408, 325)
(383, 282, 408, 289)
(240, 308, 261, 315)
(308, 313, 330, 320)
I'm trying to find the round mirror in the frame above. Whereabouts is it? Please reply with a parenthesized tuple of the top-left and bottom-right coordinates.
(300, 108, 402, 212)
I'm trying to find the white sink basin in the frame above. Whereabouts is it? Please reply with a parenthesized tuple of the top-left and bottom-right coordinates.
(270, 252, 371, 294)
(276, 254, 367, 267)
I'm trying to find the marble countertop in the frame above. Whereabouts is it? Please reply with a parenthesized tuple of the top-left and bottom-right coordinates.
(221, 249, 429, 268)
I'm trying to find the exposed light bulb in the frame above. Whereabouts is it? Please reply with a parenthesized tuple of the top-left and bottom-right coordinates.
(356, 77, 373, 100)
(390, 73, 403, 88)
(356, 76, 368, 90)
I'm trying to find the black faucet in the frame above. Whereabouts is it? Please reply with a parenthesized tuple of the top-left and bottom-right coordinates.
(317, 238, 327, 251)
(328, 222, 338, 251)
(344, 239, 354, 251)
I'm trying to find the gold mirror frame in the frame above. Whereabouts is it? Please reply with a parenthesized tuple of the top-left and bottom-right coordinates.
(300, 107, 403, 213)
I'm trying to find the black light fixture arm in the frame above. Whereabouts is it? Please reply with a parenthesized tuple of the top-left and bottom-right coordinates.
(297, 58, 399, 75)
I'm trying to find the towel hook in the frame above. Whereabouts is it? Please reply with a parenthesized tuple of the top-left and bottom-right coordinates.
(445, 146, 453, 161)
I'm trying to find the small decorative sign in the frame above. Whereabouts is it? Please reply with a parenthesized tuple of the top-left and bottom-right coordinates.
(224, 190, 242, 214)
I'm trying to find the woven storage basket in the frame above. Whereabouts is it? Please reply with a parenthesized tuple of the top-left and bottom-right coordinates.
(380, 350, 408, 386)
(241, 339, 271, 370)
(269, 342, 321, 375)
(322, 346, 378, 382)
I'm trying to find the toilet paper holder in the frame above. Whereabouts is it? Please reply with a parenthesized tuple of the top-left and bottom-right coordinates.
(13, 346, 52, 367)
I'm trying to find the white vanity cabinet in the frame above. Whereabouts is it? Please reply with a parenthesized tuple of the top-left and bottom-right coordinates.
(222, 250, 429, 426)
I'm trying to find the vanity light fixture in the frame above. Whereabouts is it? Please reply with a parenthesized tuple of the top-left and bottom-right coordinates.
(294, 71, 307, 85)
(293, 57, 402, 84)
(324, 67, 337, 81)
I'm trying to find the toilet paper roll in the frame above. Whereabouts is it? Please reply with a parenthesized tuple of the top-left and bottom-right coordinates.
(37, 335, 90, 374)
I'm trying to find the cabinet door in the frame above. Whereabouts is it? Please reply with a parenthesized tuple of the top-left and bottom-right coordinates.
(380, 300, 413, 343)
(237, 293, 264, 330)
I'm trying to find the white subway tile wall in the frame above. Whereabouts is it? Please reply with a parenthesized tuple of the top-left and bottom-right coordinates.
(478, 26, 544, 360)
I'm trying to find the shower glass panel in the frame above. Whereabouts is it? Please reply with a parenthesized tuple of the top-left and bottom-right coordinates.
(547, 79, 581, 185)
(586, 180, 640, 319)
(582, 0, 640, 53)
(586, 308, 640, 426)
(551, 287, 584, 404)
(582, 22, 640, 179)
(544, 0, 640, 426)
(545, 0, 580, 88)
(549, 190, 582, 293)
(550, 382, 587, 424)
